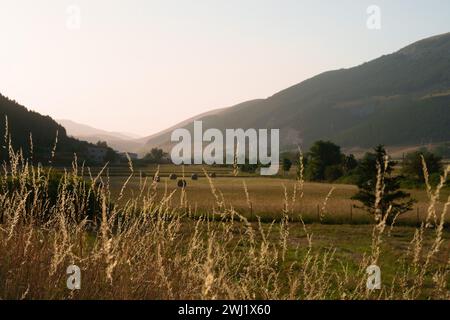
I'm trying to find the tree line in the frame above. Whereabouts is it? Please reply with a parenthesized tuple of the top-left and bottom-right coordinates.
(281, 141, 448, 222)
(281, 140, 447, 185)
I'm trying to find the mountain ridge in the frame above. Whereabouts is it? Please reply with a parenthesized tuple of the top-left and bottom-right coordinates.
(58, 119, 141, 140)
(139, 32, 450, 154)
(0, 94, 106, 164)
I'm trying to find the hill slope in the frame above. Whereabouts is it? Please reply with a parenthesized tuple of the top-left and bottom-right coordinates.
(58, 119, 143, 152)
(58, 119, 140, 140)
(141, 32, 450, 153)
(0, 94, 108, 164)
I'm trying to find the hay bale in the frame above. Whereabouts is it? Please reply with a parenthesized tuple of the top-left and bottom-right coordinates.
(177, 179, 187, 188)
(191, 173, 198, 180)
(169, 173, 177, 180)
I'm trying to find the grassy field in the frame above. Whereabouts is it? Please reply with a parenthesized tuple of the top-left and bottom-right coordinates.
(225, 222, 450, 295)
(1, 159, 448, 299)
(105, 171, 449, 226)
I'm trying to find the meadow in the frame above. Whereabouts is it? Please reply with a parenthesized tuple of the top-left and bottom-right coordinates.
(105, 164, 449, 225)
(0, 157, 449, 300)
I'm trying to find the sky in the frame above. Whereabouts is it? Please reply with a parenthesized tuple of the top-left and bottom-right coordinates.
(1, 0, 449, 137)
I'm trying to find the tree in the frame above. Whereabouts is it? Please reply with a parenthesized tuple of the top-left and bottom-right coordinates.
(239, 159, 259, 174)
(96, 141, 108, 148)
(143, 148, 166, 163)
(352, 145, 415, 222)
(104, 148, 118, 162)
(342, 154, 358, 174)
(402, 150, 442, 181)
(282, 158, 292, 175)
(306, 141, 343, 181)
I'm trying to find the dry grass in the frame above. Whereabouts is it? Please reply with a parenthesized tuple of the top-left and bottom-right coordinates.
(0, 148, 449, 300)
(106, 176, 449, 225)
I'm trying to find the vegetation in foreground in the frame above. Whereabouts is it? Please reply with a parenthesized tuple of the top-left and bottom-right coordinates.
(0, 143, 449, 300)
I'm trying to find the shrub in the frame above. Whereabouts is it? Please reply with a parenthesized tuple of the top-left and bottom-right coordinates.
(239, 163, 258, 174)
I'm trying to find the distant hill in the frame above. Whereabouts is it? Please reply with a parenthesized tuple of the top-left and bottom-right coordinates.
(133, 105, 239, 154)
(58, 119, 142, 152)
(58, 119, 141, 140)
(0, 94, 113, 164)
(141, 32, 450, 153)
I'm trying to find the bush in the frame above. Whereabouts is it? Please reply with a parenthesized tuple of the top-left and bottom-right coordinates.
(239, 163, 258, 174)
(336, 172, 360, 185)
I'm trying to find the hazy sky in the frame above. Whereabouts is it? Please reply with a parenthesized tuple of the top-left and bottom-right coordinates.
(1, 0, 449, 136)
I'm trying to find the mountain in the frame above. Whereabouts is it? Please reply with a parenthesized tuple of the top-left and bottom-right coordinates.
(133, 105, 234, 153)
(0, 94, 113, 164)
(58, 119, 142, 152)
(141, 32, 450, 153)
(59, 119, 141, 140)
